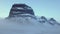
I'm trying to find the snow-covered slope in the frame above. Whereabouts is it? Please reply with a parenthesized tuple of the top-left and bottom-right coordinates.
(0, 14, 60, 34)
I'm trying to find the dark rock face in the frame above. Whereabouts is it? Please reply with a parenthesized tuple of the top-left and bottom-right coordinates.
(39, 16, 48, 23)
(48, 18, 60, 25)
(48, 18, 56, 25)
(9, 4, 35, 17)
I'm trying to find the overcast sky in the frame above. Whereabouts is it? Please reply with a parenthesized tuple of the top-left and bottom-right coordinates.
(0, 0, 60, 22)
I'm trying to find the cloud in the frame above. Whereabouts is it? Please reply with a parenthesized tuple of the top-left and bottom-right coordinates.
(0, 17, 60, 34)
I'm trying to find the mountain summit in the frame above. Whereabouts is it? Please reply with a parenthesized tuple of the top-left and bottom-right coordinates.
(9, 4, 34, 17)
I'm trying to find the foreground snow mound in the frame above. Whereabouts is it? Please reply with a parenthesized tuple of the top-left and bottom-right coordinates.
(0, 14, 60, 34)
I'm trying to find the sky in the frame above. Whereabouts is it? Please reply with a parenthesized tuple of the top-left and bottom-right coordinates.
(0, 0, 60, 22)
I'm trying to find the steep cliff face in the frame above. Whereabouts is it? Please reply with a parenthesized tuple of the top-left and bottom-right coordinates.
(9, 4, 34, 17)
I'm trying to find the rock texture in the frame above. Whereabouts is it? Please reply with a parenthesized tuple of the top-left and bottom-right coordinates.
(9, 4, 34, 17)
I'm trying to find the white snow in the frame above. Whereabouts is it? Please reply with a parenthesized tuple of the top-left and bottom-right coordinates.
(16, 7, 24, 10)
(0, 15, 60, 34)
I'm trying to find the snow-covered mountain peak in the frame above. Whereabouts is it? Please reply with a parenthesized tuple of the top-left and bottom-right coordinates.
(0, 4, 60, 34)
(49, 18, 56, 21)
(9, 4, 34, 17)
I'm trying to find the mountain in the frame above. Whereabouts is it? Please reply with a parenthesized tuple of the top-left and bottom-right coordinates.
(9, 4, 34, 17)
(38, 16, 48, 23)
(48, 18, 60, 25)
(0, 4, 60, 34)
(38, 16, 60, 25)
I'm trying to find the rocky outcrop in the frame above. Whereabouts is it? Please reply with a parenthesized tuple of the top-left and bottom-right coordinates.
(9, 4, 35, 17)
(38, 16, 48, 23)
(49, 18, 60, 25)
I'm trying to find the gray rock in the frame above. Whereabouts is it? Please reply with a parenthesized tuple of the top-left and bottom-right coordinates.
(9, 4, 35, 17)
